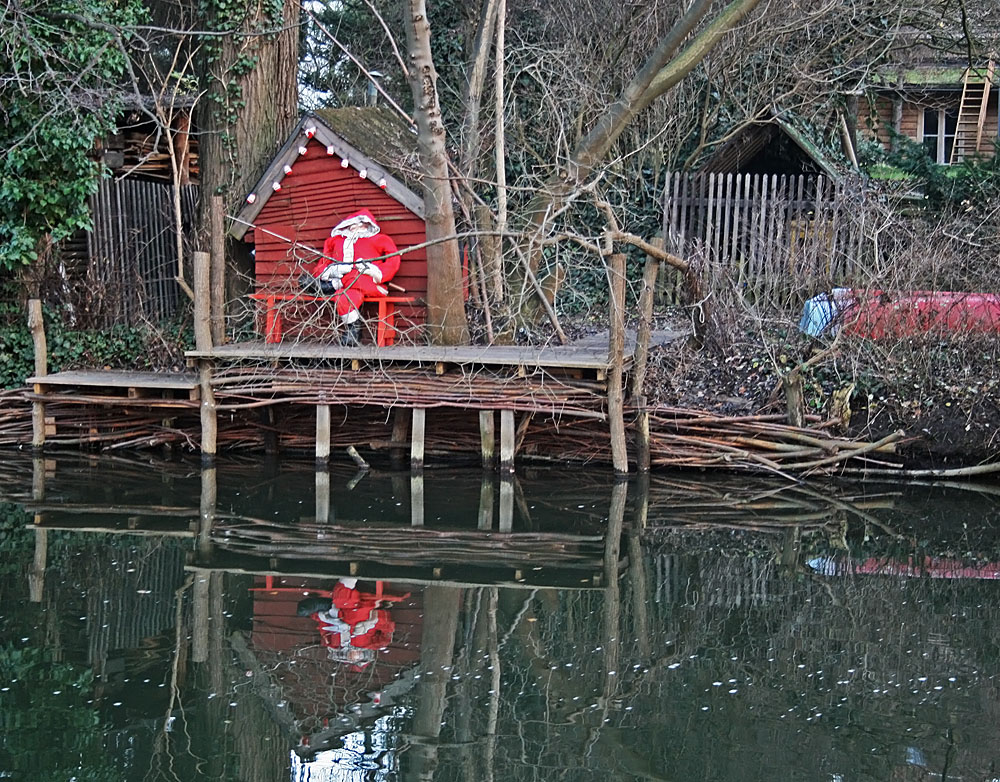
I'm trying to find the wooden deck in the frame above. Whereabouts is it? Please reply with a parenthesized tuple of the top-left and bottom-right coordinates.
(186, 329, 686, 372)
(189, 340, 624, 370)
(27, 369, 200, 405)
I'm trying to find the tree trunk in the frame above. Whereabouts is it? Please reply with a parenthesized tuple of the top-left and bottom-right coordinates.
(197, 0, 300, 246)
(404, 0, 472, 345)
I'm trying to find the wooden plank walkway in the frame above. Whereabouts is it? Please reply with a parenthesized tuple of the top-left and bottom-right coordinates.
(27, 369, 199, 391)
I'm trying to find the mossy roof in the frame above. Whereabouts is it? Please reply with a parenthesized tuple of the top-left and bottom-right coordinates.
(312, 106, 422, 192)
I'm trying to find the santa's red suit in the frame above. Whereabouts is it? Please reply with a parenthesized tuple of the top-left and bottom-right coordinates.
(306, 209, 400, 325)
(308, 579, 396, 668)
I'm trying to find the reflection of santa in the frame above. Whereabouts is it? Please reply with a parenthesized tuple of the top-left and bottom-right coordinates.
(305, 578, 396, 669)
(304, 209, 400, 330)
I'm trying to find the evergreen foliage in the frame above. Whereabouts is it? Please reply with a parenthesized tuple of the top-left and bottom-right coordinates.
(0, 0, 146, 272)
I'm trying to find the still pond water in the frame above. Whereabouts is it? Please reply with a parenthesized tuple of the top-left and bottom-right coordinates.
(1, 453, 999, 781)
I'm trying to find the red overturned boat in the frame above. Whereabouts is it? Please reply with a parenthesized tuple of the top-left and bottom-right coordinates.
(799, 288, 1000, 339)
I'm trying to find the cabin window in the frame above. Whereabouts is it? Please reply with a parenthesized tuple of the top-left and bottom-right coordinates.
(920, 107, 958, 164)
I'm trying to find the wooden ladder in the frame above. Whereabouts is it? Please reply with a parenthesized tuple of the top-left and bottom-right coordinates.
(950, 59, 995, 164)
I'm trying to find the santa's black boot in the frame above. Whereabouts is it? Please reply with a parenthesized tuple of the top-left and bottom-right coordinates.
(341, 321, 362, 347)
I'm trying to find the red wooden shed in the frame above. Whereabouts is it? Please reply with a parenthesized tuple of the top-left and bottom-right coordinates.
(230, 107, 427, 341)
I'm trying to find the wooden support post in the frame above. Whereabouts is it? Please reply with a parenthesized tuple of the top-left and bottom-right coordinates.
(28, 299, 47, 449)
(199, 360, 217, 463)
(261, 407, 279, 455)
(411, 407, 426, 470)
(499, 409, 515, 472)
(498, 478, 514, 532)
(479, 410, 496, 468)
(478, 476, 494, 530)
(607, 253, 628, 474)
(315, 470, 331, 524)
(411, 473, 425, 527)
(316, 404, 331, 464)
(194, 250, 216, 463)
(632, 258, 659, 472)
(390, 407, 410, 468)
(209, 195, 226, 345)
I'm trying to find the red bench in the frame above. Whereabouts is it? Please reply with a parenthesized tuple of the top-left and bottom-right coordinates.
(249, 291, 416, 346)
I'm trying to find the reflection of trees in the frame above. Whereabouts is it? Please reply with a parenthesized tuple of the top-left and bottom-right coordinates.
(419, 527, 1000, 781)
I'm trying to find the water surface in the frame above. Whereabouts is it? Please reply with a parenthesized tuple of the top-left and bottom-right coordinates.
(1, 454, 998, 781)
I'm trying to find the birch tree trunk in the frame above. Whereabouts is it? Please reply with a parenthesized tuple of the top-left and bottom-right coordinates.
(404, 0, 472, 345)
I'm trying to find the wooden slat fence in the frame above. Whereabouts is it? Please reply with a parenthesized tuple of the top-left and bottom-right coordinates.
(661, 172, 873, 311)
(84, 179, 199, 327)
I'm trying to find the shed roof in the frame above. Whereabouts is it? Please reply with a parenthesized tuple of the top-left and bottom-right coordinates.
(700, 114, 844, 180)
(230, 107, 424, 240)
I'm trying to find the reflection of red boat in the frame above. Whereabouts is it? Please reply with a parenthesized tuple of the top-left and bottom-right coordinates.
(800, 289, 1000, 339)
(808, 555, 1000, 579)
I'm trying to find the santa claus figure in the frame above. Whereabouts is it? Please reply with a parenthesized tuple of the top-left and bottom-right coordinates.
(299, 209, 400, 345)
(297, 578, 396, 669)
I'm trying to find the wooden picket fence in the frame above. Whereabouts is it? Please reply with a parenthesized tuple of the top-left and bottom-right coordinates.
(661, 172, 878, 311)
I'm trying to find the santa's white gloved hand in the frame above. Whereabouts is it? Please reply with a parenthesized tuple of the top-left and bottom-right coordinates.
(320, 262, 353, 281)
(358, 262, 383, 283)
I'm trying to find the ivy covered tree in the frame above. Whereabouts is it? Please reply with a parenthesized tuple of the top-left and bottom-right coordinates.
(0, 0, 145, 276)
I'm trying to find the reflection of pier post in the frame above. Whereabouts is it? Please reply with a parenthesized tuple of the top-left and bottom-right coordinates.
(410, 586, 461, 781)
(629, 475, 650, 658)
(603, 479, 627, 693)
(780, 525, 802, 570)
(315, 469, 331, 525)
(411, 473, 424, 527)
(478, 476, 494, 530)
(29, 456, 47, 602)
(193, 466, 217, 664)
(498, 478, 514, 532)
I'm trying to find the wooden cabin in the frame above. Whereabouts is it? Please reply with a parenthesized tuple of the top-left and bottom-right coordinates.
(230, 107, 428, 343)
(856, 60, 997, 164)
